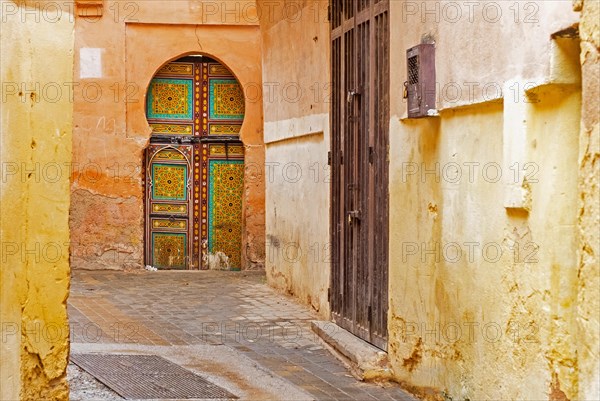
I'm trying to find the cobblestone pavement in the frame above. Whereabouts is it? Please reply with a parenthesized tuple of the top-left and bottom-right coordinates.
(69, 270, 417, 401)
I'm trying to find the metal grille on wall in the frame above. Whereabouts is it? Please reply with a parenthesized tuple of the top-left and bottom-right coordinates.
(145, 56, 245, 270)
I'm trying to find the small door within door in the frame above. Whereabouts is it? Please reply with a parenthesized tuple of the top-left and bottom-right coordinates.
(146, 145, 193, 269)
(145, 56, 245, 270)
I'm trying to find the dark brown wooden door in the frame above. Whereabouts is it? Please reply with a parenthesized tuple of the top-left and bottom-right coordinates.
(330, 0, 389, 350)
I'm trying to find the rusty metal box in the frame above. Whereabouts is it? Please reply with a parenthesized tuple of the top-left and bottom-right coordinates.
(406, 44, 436, 118)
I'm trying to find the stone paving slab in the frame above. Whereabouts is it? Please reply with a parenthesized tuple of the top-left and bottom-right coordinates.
(69, 270, 418, 401)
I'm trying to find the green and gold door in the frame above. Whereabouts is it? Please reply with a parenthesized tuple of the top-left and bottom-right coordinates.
(145, 56, 245, 270)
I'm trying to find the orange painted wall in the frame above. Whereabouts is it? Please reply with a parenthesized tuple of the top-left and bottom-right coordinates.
(71, 1, 264, 270)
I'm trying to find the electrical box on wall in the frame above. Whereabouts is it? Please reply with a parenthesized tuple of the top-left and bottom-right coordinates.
(405, 44, 436, 118)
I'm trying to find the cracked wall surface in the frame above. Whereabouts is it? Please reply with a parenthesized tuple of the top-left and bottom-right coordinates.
(0, 1, 73, 399)
(388, 85, 582, 400)
(387, 1, 587, 399)
(71, 0, 265, 270)
(575, 0, 600, 398)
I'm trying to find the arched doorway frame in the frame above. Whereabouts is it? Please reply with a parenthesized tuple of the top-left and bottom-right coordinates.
(124, 24, 265, 270)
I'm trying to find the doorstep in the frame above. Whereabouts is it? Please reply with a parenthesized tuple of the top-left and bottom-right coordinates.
(311, 320, 394, 382)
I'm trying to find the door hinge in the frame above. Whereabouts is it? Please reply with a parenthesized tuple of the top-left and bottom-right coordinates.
(368, 146, 374, 164)
(327, 5, 331, 22)
(328, 151, 332, 166)
(327, 287, 331, 302)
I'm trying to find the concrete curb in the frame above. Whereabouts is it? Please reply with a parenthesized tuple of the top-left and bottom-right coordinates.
(310, 320, 394, 382)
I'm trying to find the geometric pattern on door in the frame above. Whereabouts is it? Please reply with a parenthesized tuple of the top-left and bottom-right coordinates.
(151, 232, 187, 269)
(208, 160, 244, 269)
(147, 79, 194, 120)
(209, 80, 245, 119)
(151, 164, 188, 200)
(145, 56, 245, 270)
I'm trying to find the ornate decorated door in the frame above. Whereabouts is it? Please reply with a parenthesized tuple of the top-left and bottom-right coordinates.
(330, 0, 390, 350)
(145, 56, 245, 270)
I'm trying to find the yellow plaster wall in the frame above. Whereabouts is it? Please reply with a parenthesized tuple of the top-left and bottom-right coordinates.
(388, 86, 582, 399)
(575, 0, 600, 398)
(386, 1, 587, 398)
(0, 1, 73, 399)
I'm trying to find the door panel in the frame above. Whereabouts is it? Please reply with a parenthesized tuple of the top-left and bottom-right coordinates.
(204, 143, 244, 270)
(330, 0, 390, 350)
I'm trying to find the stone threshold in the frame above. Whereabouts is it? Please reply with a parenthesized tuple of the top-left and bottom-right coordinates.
(311, 320, 394, 382)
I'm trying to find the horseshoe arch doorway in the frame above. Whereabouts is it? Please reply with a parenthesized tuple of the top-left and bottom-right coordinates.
(144, 55, 246, 270)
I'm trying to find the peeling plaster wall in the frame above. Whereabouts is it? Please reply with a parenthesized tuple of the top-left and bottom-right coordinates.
(574, 0, 600, 399)
(387, 1, 586, 399)
(388, 88, 582, 400)
(71, 0, 265, 270)
(0, 1, 73, 399)
(258, 0, 331, 316)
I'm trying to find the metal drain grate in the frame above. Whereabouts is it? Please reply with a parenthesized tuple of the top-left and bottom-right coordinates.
(70, 354, 238, 400)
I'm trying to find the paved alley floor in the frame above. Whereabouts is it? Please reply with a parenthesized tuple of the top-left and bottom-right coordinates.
(68, 270, 417, 401)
